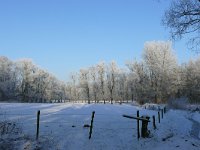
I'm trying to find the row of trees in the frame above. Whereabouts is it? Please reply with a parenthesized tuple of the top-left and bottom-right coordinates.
(0, 41, 200, 103)
(67, 41, 200, 104)
(0, 57, 67, 102)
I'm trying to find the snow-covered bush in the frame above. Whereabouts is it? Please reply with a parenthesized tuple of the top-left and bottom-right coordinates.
(167, 97, 200, 112)
(168, 98, 189, 110)
(143, 103, 166, 111)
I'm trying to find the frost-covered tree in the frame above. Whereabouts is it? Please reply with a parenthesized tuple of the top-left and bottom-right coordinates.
(79, 69, 90, 104)
(90, 66, 99, 103)
(0, 56, 17, 101)
(106, 61, 118, 104)
(16, 59, 37, 102)
(65, 81, 73, 101)
(126, 61, 150, 104)
(117, 69, 129, 103)
(0, 56, 68, 103)
(33, 69, 51, 102)
(68, 73, 78, 101)
(143, 41, 178, 102)
(97, 61, 106, 104)
(183, 58, 200, 103)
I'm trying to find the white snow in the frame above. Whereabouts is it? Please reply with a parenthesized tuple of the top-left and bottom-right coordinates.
(0, 103, 199, 150)
(192, 111, 200, 123)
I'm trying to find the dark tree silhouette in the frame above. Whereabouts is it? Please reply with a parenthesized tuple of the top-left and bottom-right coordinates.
(162, 0, 200, 52)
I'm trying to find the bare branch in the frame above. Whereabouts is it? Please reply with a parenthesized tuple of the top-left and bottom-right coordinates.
(162, 0, 200, 52)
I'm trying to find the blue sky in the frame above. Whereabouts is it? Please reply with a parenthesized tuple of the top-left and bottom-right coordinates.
(0, 0, 195, 81)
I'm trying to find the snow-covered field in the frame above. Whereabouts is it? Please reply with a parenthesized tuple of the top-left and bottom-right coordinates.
(0, 103, 199, 150)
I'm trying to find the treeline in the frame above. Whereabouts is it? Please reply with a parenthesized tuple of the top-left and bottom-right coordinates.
(0, 41, 200, 103)
(67, 41, 200, 104)
(0, 57, 67, 102)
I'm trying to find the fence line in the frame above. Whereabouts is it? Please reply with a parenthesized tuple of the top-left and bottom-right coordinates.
(0, 113, 144, 116)
(0, 106, 168, 141)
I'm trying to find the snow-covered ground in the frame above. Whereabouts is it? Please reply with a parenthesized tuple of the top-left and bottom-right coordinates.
(0, 103, 199, 150)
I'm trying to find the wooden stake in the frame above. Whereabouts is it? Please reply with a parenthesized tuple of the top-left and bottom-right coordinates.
(137, 110, 140, 140)
(158, 111, 160, 123)
(153, 115, 156, 129)
(89, 111, 95, 139)
(141, 116, 150, 138)
(36, 110, 40, 140)
(164, 107, 166, 113)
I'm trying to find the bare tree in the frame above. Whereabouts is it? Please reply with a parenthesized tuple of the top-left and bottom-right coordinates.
(97, 61, 106, 104)
(79, 69, 90, 104)
(90, 66, 99, 103)
(126, 61, 149, 104)
(183, 58, 200, 103)
(0, 56, 16, 101)
(143, 41, 178, 103)
(106, 61, 118, 104)
(117, 69, 129, 103)
(33, 69, 50, 102)
(16, 59, 36, 102)
(71, 73, 78, 101)
(162, 0, 200, 52)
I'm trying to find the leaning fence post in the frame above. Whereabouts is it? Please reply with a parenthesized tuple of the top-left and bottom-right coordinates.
(153, 115, 156, 129)
(137, 110, 140, 140)
(89, 111, 95, 139)
(36, 110, 40, 140)
(158, 111, 160, 123)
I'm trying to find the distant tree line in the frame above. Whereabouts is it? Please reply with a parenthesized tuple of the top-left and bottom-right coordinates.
(67, 41, 200, 104)
(0, 57, 67, 102)
(0, 41, 200, 103)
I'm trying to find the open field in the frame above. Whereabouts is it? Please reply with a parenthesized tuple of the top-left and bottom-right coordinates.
(0, 103, 199, 150)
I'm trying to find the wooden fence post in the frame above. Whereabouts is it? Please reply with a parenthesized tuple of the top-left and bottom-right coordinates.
(158, 111, 160, 123)
(89, 111, 95, 139)
(123, 114, 150, 139)
(161, 109, 164, 119)
(137, 110, 140, 140)
(164, 107, 166, 113)
(36, 110, 40, 140)
(153, 115, 156, 129)
(141, 116, 150, 138)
